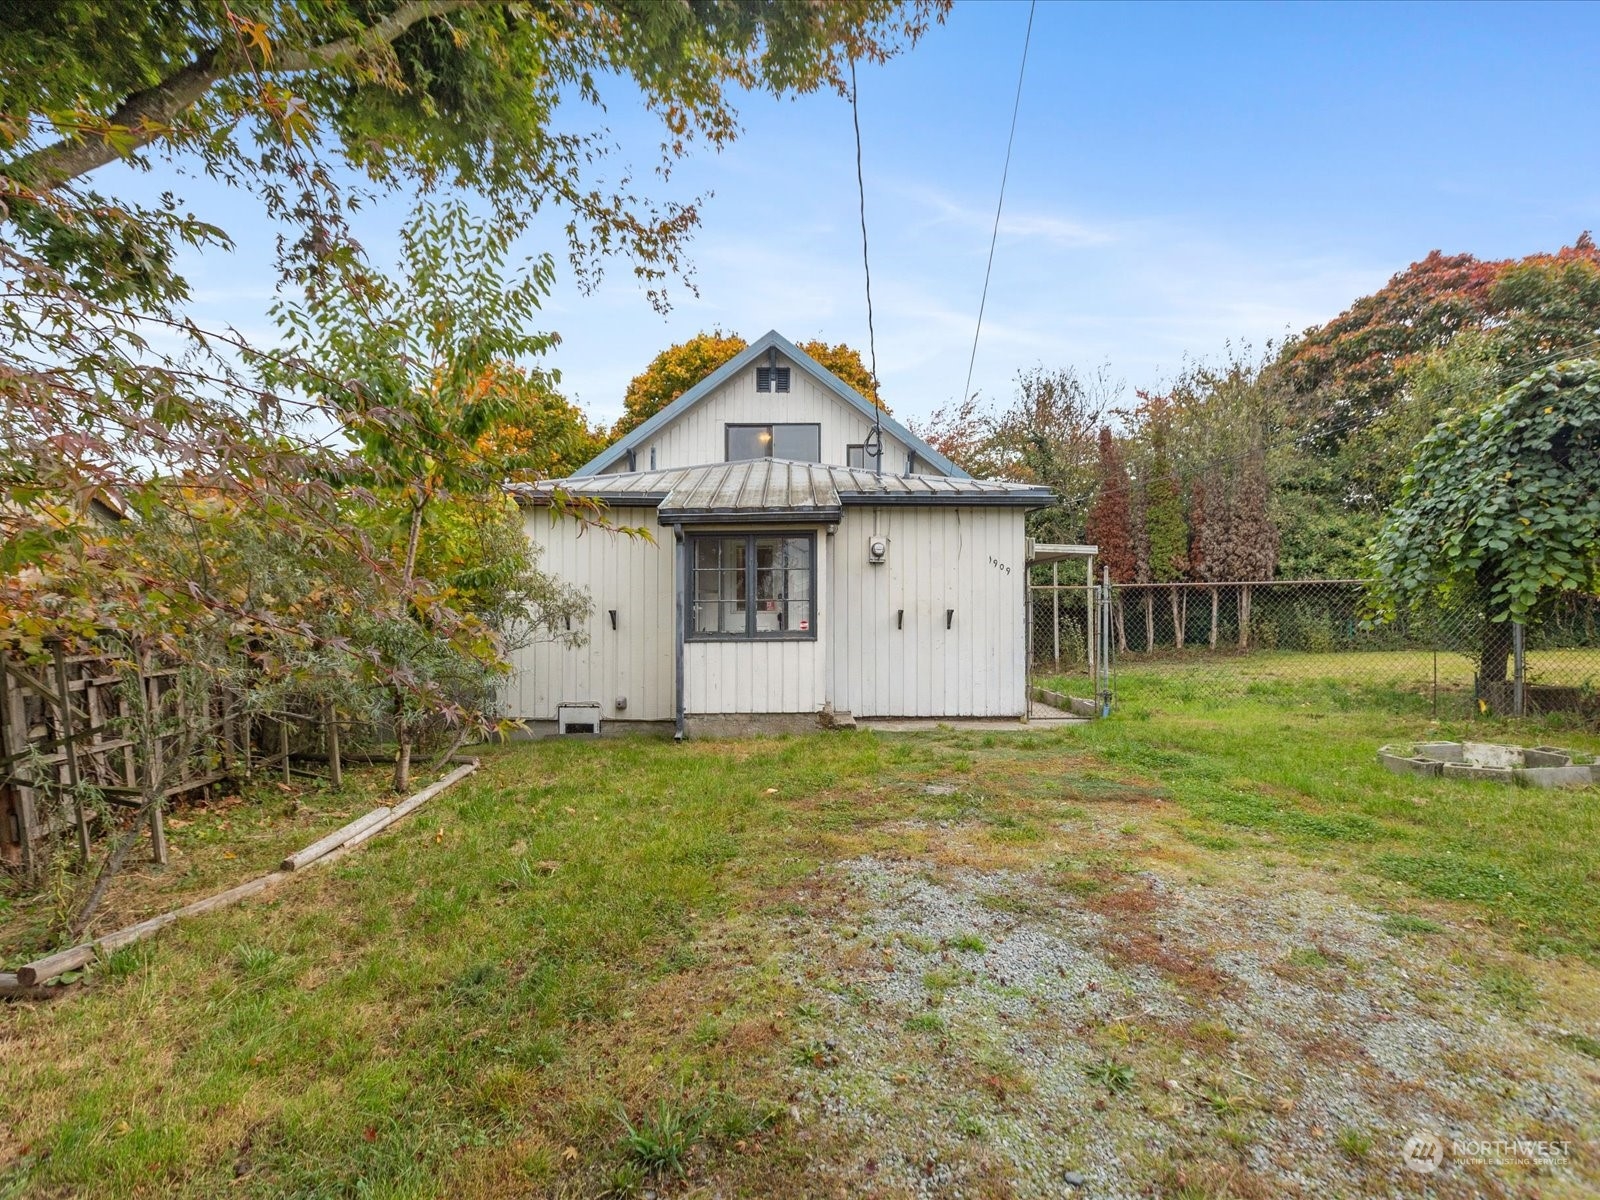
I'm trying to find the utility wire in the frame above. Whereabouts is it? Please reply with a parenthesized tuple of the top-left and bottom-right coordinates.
(962, 0, 1037, 408)
(848, 56, 883, 475)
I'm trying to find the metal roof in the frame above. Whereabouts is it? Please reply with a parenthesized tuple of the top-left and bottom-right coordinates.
(572, 330, 970, 479)
(513, 459, 1054, 524)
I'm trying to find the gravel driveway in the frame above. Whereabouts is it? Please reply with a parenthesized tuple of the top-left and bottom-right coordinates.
(768, 807, 1599, 1199)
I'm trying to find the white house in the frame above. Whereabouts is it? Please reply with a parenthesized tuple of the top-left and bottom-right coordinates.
(508, 330, 1054, 735)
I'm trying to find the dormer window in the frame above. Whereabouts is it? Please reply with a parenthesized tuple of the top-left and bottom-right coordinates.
(756, 366, 790, 393)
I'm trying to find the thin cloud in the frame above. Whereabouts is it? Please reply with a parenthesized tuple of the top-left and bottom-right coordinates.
(899, 185, 1119, 249)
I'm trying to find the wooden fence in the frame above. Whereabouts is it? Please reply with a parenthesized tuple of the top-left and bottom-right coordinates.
(0, 642, 330, 878)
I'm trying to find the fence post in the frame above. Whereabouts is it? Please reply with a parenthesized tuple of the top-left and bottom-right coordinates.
(1512, 621, 1525, 717)
(1099, 568, 1113, 717)
(52, 642, 91, 863)
(1051, 562, 1060, 670)
(1086, 556, 1096, 683)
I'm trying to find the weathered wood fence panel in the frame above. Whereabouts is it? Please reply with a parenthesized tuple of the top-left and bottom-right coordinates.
(0, 643, 337, 876)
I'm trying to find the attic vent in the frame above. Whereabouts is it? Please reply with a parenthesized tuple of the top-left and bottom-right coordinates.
(756, 366, 790, 393)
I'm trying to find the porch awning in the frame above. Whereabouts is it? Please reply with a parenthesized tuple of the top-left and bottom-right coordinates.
(656, 459, 841, 525)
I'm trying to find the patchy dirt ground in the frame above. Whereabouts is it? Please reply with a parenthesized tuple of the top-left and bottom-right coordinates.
(765, 800, 1600, 1199)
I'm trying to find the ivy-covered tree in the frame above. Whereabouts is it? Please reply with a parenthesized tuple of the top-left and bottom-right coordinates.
(1371, 360, 1600, 683)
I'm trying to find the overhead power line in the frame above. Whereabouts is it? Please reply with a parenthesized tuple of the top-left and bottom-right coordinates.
(962, 0, 1037, 408)
(848, 56, 884, 475)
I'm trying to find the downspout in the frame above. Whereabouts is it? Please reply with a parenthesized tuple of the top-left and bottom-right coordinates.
(673, 526, 687, 741)
(824, 525, 836, 716)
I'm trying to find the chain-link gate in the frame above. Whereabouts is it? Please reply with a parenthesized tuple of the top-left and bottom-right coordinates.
(1027, 552, 1113, 716)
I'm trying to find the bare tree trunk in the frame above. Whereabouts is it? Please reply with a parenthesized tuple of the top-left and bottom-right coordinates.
(1209, 587, 1218, 649)
(1144, 590, 1154, 653)
(1478, 621, 1512, 684)
(1170, 587, 1185, 650)
(391, 686, 412, 795)
(391, 499, 426, 795)
(1238, 583, 1252, 650)
(1115, 594, 1127, 653)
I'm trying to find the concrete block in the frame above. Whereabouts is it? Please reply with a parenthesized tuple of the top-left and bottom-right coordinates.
(1515, 765, 1595, 789)
(1523, 747, 1574, 768)
(1413, 742, 1466, 762)
(1443, 762, 1514, 783)
(1379, 751, 1442, 778)
(1462, 742, 1523, 769)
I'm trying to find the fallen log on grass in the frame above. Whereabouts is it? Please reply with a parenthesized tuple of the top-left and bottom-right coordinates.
(318, 761, 478, 864)
(280, 806, 393, 871)
(12, 759, 480, 991)
(17, 871, 293, 986)
(0, 972, 64, 1001)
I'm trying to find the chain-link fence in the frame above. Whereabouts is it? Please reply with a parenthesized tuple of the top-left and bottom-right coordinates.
(1029, 578, 1600, 721)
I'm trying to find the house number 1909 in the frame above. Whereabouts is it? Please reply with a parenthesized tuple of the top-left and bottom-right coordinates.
(988, 556, 1011, 575)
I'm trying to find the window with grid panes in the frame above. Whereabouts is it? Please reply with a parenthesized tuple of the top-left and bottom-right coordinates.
(688, 533, 815, 639)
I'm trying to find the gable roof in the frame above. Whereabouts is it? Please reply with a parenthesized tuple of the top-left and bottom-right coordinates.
(513, 458, 1052, 525)
(574, 329, 969, 479)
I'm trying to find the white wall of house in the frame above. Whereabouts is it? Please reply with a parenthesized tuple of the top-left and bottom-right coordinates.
(828, 506, 1029, 718)
(618, 359, 919, 474)
(511, 506, 674, 722)
(511, 501, 1030, 726)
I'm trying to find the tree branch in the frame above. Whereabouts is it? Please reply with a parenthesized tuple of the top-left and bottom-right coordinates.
(5, 0, 476, 190)
(273, 0, 476, 73)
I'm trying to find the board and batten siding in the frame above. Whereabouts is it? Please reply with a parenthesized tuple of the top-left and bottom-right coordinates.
(683, 527, 830, 715)
(510, 506, 674, 722)
(633, 361, 917, 473)
(828, 506, 1028, 718)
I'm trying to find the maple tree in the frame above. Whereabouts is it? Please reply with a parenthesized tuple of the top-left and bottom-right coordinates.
(615, 332, 882, 442)
(1280, 235, 1600, 451)
(1, 0, 943, 895)
(801, 340, 882, 407)
(615, 331, 750, 439)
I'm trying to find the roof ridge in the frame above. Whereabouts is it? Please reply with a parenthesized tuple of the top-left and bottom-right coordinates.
(570, 330, 970, 478)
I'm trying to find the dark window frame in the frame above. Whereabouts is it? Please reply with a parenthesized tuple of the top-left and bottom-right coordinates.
(686, 531, 818, 642)
(848, 442, 888, 470)
(724, 422, 822, 463)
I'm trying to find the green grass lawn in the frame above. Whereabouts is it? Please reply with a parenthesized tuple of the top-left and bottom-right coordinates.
(1049, 668, 1600, 960)
(0, 692, 1596, 1198)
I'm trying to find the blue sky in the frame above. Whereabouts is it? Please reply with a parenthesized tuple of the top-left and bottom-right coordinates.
(114, 0, 1600, 433)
